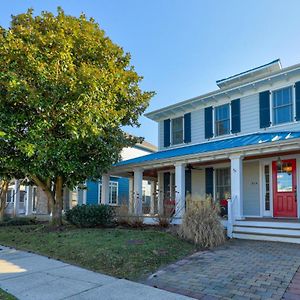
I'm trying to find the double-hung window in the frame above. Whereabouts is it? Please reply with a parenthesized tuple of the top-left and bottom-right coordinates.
(109, 182, 118, 205)
(171, 116, 183, 145)
(99, 181, 118, 205)
(272, 86, 293, 125)
(215, 104, 230, 136)
(215, 168, 231, 203)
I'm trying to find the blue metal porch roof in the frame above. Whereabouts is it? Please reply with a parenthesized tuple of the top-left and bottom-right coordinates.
(115, 132, 300, 167)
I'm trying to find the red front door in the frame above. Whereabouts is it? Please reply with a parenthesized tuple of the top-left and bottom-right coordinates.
(272, 159, 297, 218)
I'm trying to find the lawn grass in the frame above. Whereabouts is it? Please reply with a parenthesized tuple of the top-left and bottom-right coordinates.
(0, 225, 195, 280)
(0, 288, 16, 300)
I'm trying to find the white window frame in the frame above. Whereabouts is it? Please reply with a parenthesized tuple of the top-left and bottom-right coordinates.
(32, 186, 37, 212)
(98, 181, 119, 206)
(6, 188, 14, 203)
(213, 103, 232, 137)
(170, 116, 184, 146)
(214, 167, 231, 202)
(270, 85, 294, 126)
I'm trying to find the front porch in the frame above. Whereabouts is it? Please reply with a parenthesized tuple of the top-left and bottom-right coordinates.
(110, 132, 300, 242)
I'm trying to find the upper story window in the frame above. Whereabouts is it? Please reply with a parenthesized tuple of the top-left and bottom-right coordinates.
(215, 104, 230, 136)
(272, 86, 293, 125)
(172, 116, 183, 145)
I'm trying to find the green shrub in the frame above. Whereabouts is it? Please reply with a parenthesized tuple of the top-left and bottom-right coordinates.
(65, 204, 115, 228)
(0, 217, 37, 226)
(179, 195, 225, 248)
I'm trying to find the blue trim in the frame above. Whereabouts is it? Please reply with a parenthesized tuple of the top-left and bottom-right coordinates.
(164, 119, 171, 147)
(86, 181, 99, 204)
(184, 113, 191, 143)
(231, 99, 241, 134)
(259, 91, 271, 128)
(115, 131, 300, 167)
(295, 82, 300, 121)
(205, 106, 213, 139)
(205, 168, 214, 197)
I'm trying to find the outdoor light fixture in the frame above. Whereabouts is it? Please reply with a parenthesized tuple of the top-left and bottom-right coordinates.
(277, 157, 282, 169)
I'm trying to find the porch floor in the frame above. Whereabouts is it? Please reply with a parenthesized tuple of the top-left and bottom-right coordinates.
(245, 217, 300, 223)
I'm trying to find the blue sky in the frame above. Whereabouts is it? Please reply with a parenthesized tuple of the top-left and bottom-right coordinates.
(2, 0, 300, 146)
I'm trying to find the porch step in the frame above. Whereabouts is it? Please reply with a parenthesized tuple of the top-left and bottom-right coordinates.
(232, 221, 300, 244)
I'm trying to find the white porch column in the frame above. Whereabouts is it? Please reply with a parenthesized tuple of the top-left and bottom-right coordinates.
(150, 181, 156, 215)
(25, 186, 33, 216)
(83, 181, 87, 204)
(157, 172, 164, 215)
(13, 179, 20, 217)
(230, 154, 244, 220)
(133, 168, 143, 215)
(175, 162, 186, 218)
(128, 177, 134, 214)
(101, 174, 110, 205)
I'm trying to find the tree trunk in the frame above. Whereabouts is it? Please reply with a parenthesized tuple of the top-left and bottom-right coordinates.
(51, 176, 63, 227)
(31, 175, 64, 227)
(0, 180, 9, 223)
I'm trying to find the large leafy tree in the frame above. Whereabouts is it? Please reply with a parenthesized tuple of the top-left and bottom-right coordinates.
(0, 138, 26, 221)
(0, 8, 154, 225)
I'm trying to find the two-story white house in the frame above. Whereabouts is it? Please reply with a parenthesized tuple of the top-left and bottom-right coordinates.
(109, 59, 300, 243)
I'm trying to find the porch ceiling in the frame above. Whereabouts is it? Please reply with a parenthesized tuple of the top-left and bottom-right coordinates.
(111, 132, 300, 175)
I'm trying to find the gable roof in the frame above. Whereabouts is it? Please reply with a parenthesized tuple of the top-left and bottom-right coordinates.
(114, 131, 300, 168)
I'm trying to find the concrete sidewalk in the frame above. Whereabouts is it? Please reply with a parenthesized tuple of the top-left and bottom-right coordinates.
(0, 245, 193, 300)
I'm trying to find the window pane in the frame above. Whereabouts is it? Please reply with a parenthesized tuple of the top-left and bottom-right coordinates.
(216, 168, 231, 202)
(6, 189, 13, 203)
(273, 86, 293, 125)
(32, 187, 37, 211)
(172, 117, 183, 145)
(274, 105, 293, 124)
(277, 162, 293, 192)
(215, 104, 230, 136)
(264, 165, 270, 211)
(109, 182, 118, 204)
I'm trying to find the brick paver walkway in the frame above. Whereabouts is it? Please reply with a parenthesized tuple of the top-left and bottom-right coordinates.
(145, 240, 300, 300)
(283, 266, 300, 300)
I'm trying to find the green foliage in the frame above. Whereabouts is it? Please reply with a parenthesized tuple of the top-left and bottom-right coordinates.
(0, 8, 154, 224)
(0, 8, 154, 185)
(65, 204, 115, 227)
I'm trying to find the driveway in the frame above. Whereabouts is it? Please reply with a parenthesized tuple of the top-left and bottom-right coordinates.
(145, 239, 300, 300)
(0, 245, 193, 300)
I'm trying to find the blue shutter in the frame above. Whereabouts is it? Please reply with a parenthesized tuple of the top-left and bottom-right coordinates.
(205, 168, 214, 197)
(259, 91, 270, 128)
(205, 106, 213, 139)
(231, 99, 241, 133)
(184, 113, 191, 143)
(163, 119, 170, 147)
(163, 172, 170, 200)
(185, 169, 192, 196)
(295, 82, 300, 121)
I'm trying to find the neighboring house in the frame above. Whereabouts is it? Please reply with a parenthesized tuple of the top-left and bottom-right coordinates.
(110, 59, 300, 243)
(4, 140, 157, 217)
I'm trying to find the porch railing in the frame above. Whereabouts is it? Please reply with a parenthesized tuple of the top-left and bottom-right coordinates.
(227, 195, 237, 238)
